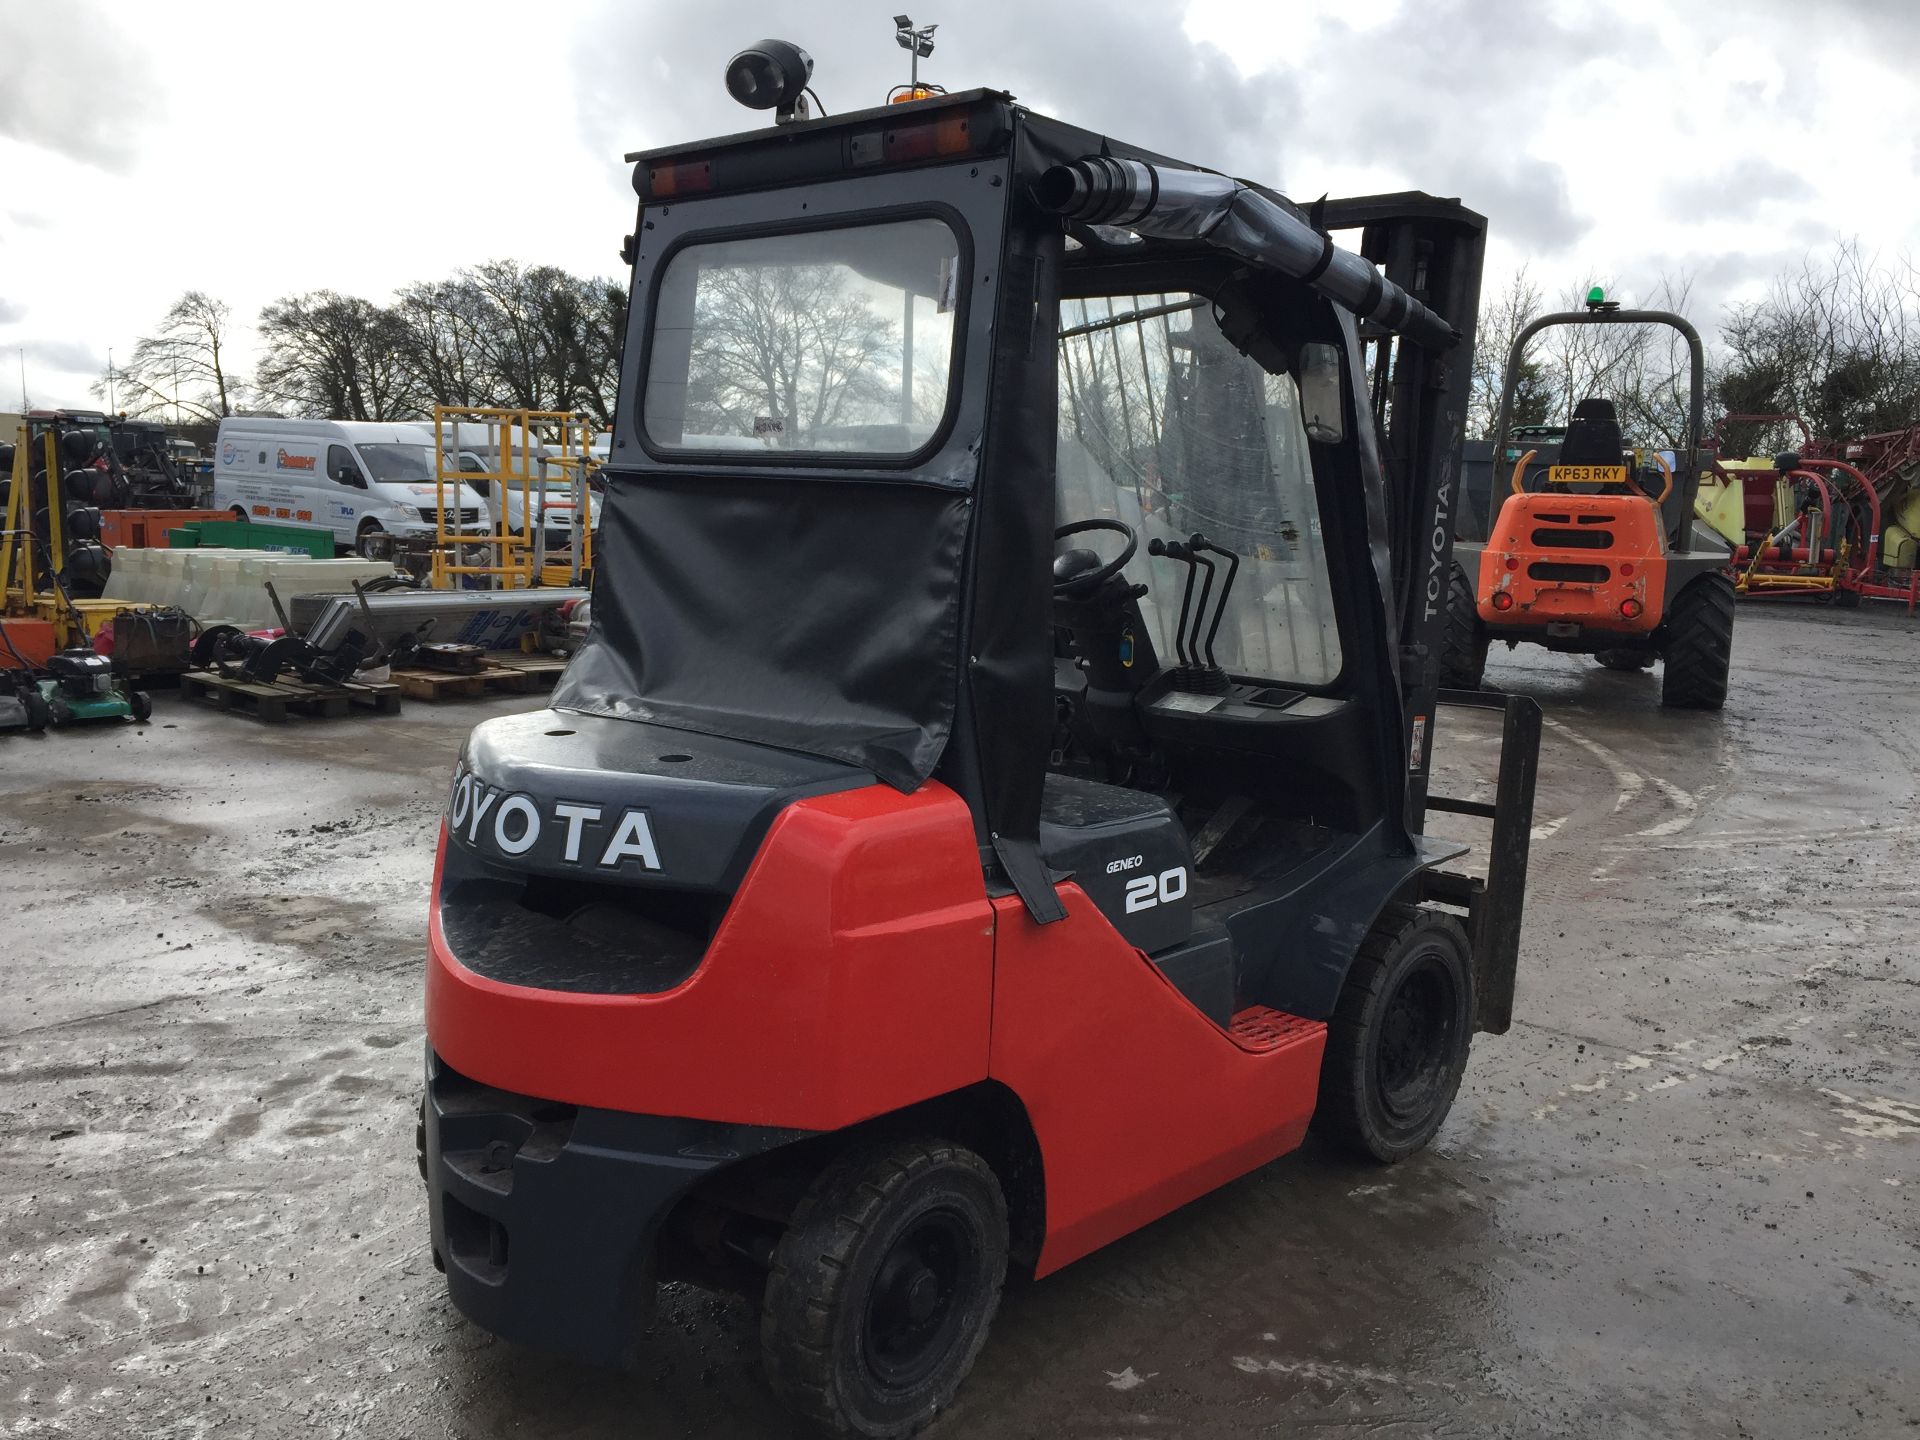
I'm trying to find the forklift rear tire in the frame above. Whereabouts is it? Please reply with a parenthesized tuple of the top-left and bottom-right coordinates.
(1594, 649, 1655, 671)
(762, 1138, 1008, 1439)
(1439, 564, 1487, 690)
(1659, 574, 1735, 711)
(1313, 903, 1473, 1164)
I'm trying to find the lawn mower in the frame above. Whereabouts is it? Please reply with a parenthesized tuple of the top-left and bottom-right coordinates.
(1443, 293, 1737, 708)
(421, 48, 1539, 1438)
(0, 669, 51, 732)
(0, 643, 150, 730)
(1, 524, 151, 730)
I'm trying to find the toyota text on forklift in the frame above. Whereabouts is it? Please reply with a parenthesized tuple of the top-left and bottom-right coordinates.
(419, 37, 1541, 1438)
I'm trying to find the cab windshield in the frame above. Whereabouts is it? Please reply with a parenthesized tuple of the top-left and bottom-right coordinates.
(357, 443, 437, 482)
(1056, 294, 1342, 686)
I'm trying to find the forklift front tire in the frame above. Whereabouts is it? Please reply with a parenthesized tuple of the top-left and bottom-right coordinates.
(762, 1139, 1008, 1439)
(1313, 903, 1473, 1165)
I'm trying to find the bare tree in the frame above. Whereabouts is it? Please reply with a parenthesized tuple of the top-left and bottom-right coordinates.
(1610, 274, 1699, 448)
(1469, 265, 1551, 439)
(687, 264, 895, 441)
(93, 290, 244, 421)
(394, 277, 494, 411)
(255, 292, 420, 420)
(1718, 239, 1920, 443)
(394, 263, 626, 423)
(1526, 277, 1642, 429)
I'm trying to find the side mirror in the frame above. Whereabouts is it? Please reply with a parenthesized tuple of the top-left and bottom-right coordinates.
(330, 464, 365, 488)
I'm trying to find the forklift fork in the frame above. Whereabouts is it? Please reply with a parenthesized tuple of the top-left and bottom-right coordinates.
(1422, 689, 1542, 1034)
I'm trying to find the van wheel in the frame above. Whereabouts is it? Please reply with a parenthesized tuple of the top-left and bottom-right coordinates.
(762, 1139, 1008, 1439)
(230, 507, 249, 523)
(1314, 903, 1473, 1164)
(355, 521, 385, 559)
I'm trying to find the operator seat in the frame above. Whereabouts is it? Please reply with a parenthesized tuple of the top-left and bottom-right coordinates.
(1558, 397, 1626, 468)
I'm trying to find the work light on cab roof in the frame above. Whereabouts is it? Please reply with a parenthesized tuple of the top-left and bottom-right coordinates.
(724, 38, 815, 124)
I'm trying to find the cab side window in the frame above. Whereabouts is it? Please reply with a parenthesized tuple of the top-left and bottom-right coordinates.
(328, 445, 365, 487)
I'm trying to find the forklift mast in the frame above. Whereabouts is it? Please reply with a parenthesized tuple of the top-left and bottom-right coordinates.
(1323, 194, 1486, 830)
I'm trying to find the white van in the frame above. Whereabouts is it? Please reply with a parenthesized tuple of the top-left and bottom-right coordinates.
(213, 418, 486, 555)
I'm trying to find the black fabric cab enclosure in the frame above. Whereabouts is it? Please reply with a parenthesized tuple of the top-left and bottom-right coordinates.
(556, 162, 1013, 794)
(559, 473, 967, 789)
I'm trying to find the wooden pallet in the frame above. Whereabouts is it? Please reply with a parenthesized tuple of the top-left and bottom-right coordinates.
(180, 668, 402, 722)
(389, 653, 567, 702)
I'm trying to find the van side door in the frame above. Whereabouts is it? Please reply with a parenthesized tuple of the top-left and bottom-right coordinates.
(325, 443, 369, 542)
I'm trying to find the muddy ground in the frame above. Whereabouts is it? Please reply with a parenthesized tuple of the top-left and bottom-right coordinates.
(2, 602, 1916, 1438)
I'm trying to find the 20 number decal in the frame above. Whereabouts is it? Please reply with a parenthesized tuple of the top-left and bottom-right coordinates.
(1124, 866, 1189, 913)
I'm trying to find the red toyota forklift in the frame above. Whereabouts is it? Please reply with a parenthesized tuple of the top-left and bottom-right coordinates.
(421, 41, 1539, 1437)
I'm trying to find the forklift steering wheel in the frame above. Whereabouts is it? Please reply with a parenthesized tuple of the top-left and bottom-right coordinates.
(1053, 518, 1138, 594)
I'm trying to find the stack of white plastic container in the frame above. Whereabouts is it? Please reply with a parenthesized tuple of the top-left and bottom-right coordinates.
(102, 550, 396, 630)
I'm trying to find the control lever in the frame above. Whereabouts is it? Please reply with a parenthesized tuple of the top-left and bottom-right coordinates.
(1190, 537, 1241, 667)
(1147, 532, 1234, 694)
(1186, 545, 1217, 669)
(1148, 536, 1198, 667)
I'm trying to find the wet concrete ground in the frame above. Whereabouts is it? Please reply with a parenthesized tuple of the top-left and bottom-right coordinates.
(2, 602, 1917, 1438)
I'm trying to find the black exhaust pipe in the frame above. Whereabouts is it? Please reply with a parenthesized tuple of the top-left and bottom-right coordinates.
(1038, 156, 1457, 352)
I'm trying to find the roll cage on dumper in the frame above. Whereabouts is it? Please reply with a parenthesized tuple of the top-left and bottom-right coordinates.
(1444, 299, 1737, 709)
(421, 74, 1541, 1438)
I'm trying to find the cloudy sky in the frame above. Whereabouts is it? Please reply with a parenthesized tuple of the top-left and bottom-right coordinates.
(1, 0, 1913, 412)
